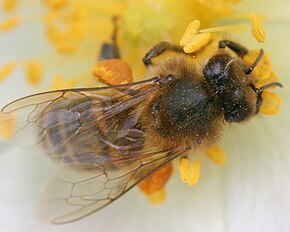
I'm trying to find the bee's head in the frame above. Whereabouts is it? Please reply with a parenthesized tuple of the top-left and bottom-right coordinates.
(203, 50, 282, 123)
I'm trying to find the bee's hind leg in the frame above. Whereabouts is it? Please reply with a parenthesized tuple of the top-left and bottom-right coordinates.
(143, 42, 183, 67)
(99, 16, 121, 60)
(218, 40, 249, 58)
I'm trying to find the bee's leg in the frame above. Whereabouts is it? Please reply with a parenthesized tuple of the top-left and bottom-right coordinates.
(99, 16, 121, 60)
(143, 42, 183, 66)
(219, 40, 248, 58)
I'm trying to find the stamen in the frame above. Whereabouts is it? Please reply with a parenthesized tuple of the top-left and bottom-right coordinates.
(179, 20, 200, 46)
(259, 92, 282, 115)
(0, 114, 15, 140)
(180, 21, 247, 54)
(249, 13, 266, 43)
(0, 17, 19, 31)
(199, 24, 247, 33)
(93, 59, 133, 85)
(183, 33, 211, 53)
(0, 63, 15, 81)
(25, 61, 43, 85)
(179, 158, 201, 186)
(206, 146, 226, 165)
(2, 0, 19, 12)
(147, 188, 166, 204)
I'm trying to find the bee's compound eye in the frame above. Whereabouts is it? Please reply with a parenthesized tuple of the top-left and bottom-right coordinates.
(204, 54, 233, 90)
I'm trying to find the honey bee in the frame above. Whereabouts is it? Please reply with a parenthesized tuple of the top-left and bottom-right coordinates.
(0, 36, 282, 223)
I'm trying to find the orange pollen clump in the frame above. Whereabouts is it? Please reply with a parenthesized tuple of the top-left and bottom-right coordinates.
(92, 59, 133, 86)
(138, 162, 173, 195)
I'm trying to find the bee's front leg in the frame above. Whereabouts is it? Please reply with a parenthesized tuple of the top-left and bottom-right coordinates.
(143, 42, 183, 66)
(218, 40, 249, 57)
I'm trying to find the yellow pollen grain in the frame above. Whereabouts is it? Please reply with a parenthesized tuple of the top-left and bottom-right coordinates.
(206, 146, 226, 165)
(0, 17, 19, 31)
(25, 61, 43, 85)
(147, 188, 166, 204)
(179, 158, 201, 186)
(93, 59, 133, 86)
(0, 63, 15, 81)
(243, 49, 272, 80)
(0, 114, 15, 140)
(180, 20, 200, 46)
(249, 13, 266, 43)
(183, 32, 211, 53)
(259, 91, 282, 115)
(2, 0, 18, 12)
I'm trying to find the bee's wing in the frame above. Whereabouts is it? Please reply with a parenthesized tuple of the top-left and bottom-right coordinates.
(0, 77, 160, 164)
(1, 77, 188, 224)
(1, 77, 187, 224)
(35, 146, 186, 224)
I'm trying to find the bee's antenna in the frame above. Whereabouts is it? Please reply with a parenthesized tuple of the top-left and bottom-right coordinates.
(258, 82, 283, 93)
(250, 82, 283, 94)
(245, 49, 264, 75)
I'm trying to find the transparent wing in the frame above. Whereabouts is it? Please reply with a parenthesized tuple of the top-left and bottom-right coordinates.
(35, 146, 187, 224)
(1, 77, 188, 224)
(0, 77, 160, 165)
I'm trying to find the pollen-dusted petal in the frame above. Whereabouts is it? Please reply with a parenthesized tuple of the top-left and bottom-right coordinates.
(249, 13, 266, 43)
(25, 61, 43, 85)
(147, 188, 166, 204)
(138, 163, 173, 195)
(179, 158, 201, 186)
(93, 59, 133, 86)
(0, 17, 19, 31)
(2, 0, 18, 12)
(243, 49, 272, 80)
(256, 71, 280, 89)
(206, 146, 227, 165)
(259, 91, 282, 115)
(0, 114, 15, 140)
(183, 32, 211, 53)
(0, 63, 15, 81)
(179, 20, 200, 46)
